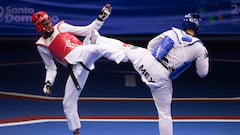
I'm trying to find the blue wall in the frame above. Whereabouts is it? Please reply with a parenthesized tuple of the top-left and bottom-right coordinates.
(0, 0, 240, 35)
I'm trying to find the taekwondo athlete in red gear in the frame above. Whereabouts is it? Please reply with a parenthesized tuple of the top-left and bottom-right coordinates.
(32, 4, 127, 135)
(93, 13, 209, 135)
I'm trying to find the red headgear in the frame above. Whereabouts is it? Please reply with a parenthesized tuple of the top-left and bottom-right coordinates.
(32, 11, 53, 33)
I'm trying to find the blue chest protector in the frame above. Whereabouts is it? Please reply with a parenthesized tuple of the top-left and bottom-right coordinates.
(151, 36, 174, 62)
(152, 28, 201, 80)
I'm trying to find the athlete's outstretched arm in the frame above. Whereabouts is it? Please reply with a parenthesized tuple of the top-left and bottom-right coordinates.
(59, 4, 112, 36)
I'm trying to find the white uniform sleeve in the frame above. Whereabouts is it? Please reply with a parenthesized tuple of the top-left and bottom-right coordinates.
(58, 19, 103, 37)
(195, 46, 209, 78)
(37, 46, 57, 84)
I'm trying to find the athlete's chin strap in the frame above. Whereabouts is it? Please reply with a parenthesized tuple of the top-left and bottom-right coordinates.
(67, 62, 92, 91)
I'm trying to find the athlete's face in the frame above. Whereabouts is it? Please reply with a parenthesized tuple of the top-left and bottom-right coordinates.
(41, 19, 54, 33)
(40, 18, 54, 39)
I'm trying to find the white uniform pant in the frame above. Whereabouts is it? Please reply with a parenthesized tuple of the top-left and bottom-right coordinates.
(63, 63, 90, 131)
(95, 35, 174, 135)
(126, 47, 173, 135)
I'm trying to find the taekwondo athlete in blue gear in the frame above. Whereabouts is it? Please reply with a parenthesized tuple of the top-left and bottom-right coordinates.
(146, 12, 209, 135)
(91, 12, 208, 135)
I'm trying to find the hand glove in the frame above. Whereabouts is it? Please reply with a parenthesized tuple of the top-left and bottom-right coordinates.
(98, 4, 112, 21)
(43, 81, 52, 96)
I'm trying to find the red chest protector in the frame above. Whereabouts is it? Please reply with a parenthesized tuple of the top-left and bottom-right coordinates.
(48, 32, 83, 65)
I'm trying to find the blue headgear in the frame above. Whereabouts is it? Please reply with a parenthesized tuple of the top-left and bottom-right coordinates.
(182, 13, 201, 34)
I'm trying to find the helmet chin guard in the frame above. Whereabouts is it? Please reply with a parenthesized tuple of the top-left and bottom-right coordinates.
(182, 13, 201, 34)
(32, 11, 53, 33)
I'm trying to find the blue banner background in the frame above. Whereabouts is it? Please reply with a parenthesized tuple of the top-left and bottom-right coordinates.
(0, 0, 239, 36)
